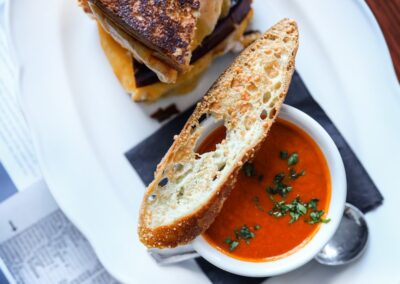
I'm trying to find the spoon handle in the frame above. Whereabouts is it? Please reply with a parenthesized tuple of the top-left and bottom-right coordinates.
(148, 244, 199, 265)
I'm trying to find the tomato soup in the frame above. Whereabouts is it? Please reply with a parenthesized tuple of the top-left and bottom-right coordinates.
(199, 119, 331, 262)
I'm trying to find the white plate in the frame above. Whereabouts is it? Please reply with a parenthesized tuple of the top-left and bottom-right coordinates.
(8, 0, 400, 283)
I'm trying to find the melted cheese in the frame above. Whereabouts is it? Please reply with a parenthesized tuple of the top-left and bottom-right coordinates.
(98, 10, 253, 102)
(220, 0, 231, 18)
(191, 0, 224, 51)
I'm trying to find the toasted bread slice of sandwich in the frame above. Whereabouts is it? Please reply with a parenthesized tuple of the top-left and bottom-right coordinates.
(81, 0, 253, 97)
(97, 9, 254, 101)
(86, 0, 227, 82)
(138, 19, 299, 248)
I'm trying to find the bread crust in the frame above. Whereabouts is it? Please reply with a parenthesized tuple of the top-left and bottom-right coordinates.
(138, 18, 299, 248)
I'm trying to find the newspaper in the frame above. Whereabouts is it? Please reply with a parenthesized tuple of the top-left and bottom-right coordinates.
(0, 3, 119, 283)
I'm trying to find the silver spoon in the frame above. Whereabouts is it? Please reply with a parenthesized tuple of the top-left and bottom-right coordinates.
(315, 203, 369, 266)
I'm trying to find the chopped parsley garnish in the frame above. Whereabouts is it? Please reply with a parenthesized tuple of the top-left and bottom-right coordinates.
(229, 240, 239, 251)
(269, 196, 330, 225)
(224, 225, 258, 251)
(273, 172, 286, 184)
(224, 237, 232, 244)
(239, 225, 255, 244)
(307, 198, 319, 210)
(267, 184, 292, 198)
(230, 241, 239, 251)
(289, 168, 306, 180)
(224, 238, 239, 251)
(306, 210, 331, 224)
(240, 149, 328, 249)
(280, 150, 289, 160)
(287, 152, 299, 166)
(266, 152, 305, 197)
(268, 199, 289, 218)
(243, 162, 264, 181)
(266, 172, 293, 197)
(269, 196, 308, 223)
(243, 162, 256, 177)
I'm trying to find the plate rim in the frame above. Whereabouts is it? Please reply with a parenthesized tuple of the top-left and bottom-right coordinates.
(8, 0, 400, 282)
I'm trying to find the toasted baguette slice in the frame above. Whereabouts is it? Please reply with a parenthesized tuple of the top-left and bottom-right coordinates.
(138, 19, 299, 248)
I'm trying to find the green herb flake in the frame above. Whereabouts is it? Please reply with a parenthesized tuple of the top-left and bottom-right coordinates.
(224, 225, 258, 251)
(224, 238, 232, 244)
(307, 199, 319, 210)
(280, 150, 289, 160)
(306, 210, 331, 224)
(229, 241, 239, 251)
(264, 151, 331, 225)
(282, 185, 292, 197)
(296, 203, 307, 215)
(269, 196, 311, 224)
(239, 225, 255, 240)
(289, 211, 300, 223)
(267, 184, 292, 198)
(273, 173, 286, 184)
(267, 171, 291, 197)
(267, 186, 277, 195)
(287, 153, 299, 166)
(242, 162, 256, 177)
(289, 168, 306, 180)
(311, 210, 324, 220)
(269, 198, 290, 218)
(254, 224, 261, 230)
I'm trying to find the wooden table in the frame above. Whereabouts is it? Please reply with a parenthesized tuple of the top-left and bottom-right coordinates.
(367, 0, 400, 80)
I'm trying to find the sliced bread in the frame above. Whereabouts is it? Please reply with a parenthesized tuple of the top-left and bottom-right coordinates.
(138, 18, 299, 248)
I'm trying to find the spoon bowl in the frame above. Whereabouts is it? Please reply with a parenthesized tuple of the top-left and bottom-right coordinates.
(315, 203, 368, 266)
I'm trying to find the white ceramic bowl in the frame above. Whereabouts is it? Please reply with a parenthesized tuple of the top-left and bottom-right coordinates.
(192, 104, 347, 277)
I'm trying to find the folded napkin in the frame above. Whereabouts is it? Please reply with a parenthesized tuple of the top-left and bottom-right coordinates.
(126, 72, 383, 283)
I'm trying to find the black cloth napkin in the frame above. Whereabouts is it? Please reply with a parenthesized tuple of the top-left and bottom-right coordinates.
(126, 72, 383, 284)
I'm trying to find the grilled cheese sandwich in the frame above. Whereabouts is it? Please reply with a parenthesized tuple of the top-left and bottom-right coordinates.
(98, 9, 253, 101)
(80, 0, 254, 101)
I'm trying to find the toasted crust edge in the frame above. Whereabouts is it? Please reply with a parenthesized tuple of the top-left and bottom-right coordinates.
(138, 18, 299, 248)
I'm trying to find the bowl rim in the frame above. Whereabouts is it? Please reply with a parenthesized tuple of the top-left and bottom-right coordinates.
(192, 104, 347, 277)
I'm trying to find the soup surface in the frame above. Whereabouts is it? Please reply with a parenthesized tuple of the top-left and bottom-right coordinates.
(199, 119, 331, 261)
